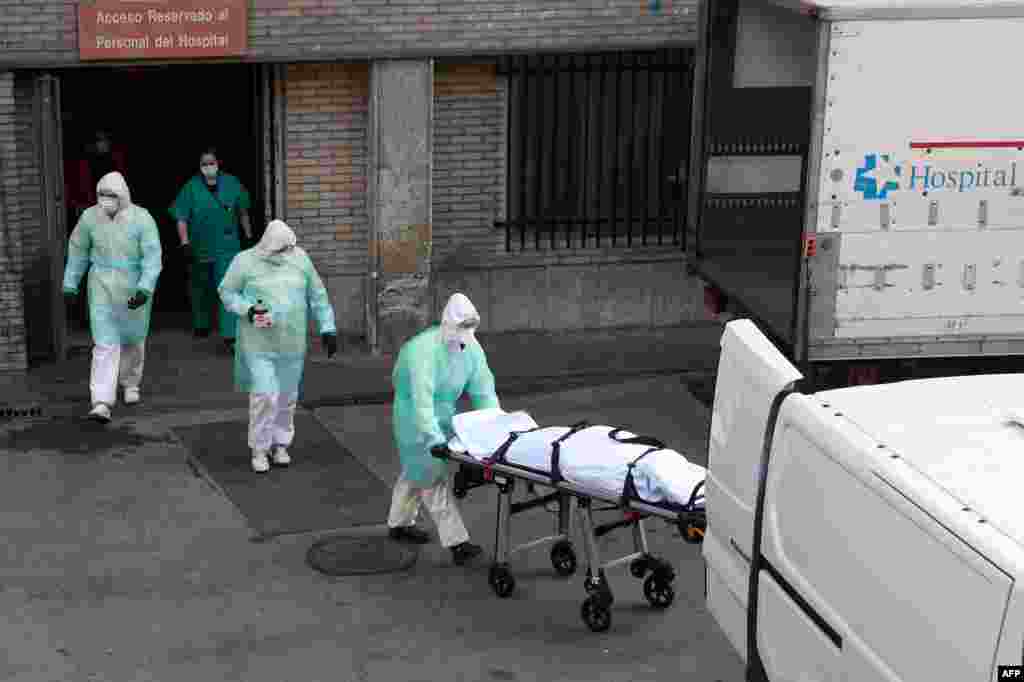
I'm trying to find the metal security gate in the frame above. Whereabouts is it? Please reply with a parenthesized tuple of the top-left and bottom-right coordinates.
(690, 0, 815, 348)
(497, 49, 694, 252)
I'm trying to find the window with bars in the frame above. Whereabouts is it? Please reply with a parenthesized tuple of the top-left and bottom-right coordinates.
(497, 49, 694, 252)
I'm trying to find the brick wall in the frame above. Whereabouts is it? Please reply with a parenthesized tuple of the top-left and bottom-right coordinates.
(431, 62, 507, 268)
(0, 74, 31, 371)
(284, 62, 370, 335)
(0, 1, 698, 67)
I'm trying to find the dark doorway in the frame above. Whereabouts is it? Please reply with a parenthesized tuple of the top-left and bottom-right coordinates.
(59, 63, 267, 339)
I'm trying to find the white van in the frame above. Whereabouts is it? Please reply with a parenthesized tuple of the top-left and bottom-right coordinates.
(703, 318, 1024, 681)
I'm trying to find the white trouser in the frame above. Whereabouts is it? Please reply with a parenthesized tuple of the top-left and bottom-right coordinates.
(387, 472, 470, 548)
(90, 343, 145, 407)
(249, 392, 299, 452)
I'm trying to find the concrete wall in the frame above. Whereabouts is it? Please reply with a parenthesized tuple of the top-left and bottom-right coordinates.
(0, 1, 698, 67)
(431, 249, 703, 334)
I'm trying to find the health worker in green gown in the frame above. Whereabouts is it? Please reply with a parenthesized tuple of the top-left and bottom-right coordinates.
(170, 147, 253, 352)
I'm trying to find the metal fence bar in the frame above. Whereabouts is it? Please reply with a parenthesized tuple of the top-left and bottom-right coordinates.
(534, 55, 545, 251)
(656, 50, 668, 247)
(642, 52, 653, 247)
(518, 56, 529, 251)
(625, 53, 637, 248)
(610, 52, 622, 247)
(566, 55, 576, 250)
(581, 55, 593, 250)
(673, 50, 684, 246)
(550, 56, 560, 250)
(595, 55, 607, 249)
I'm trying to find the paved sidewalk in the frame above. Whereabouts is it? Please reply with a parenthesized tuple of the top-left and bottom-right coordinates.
(1, 323, 723, 417)
(0, 376, 740, 682)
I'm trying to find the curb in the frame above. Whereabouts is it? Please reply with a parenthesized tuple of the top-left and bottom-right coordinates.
(0, 368, 716, 422)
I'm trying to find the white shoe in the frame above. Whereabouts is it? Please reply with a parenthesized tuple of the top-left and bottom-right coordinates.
(123, 387, 140, 405)
(251, 450, 270, 473)
(88, 404, 111, 424)
(271, 446, 291, 466)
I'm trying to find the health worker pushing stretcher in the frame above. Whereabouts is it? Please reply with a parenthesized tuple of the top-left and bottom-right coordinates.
(62, 171, 163, 424)
(218, 219, 338, 473)
(386, 293, 498, 567)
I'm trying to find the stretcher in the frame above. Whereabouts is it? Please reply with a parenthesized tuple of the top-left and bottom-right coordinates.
(430, 409, 707, 633)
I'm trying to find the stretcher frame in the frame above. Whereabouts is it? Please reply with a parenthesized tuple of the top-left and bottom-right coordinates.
(432, 437, 706, 633)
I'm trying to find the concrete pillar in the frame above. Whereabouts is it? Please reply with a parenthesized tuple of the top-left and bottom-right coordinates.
(368, 59, 434, 355)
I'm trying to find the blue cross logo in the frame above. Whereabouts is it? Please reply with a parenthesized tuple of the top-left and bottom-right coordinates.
(854, 153, 902, 200)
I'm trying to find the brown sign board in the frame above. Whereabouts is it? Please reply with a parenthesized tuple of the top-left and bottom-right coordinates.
(78, 1, 247, 61)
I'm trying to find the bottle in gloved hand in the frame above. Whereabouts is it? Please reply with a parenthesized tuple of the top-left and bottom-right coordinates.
(251, 299, 272, 329)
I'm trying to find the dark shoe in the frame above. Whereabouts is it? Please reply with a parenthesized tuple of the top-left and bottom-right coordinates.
(388, 526, 431, 545)
(451, 541, 483, 566)
(193, 328, 210, 338)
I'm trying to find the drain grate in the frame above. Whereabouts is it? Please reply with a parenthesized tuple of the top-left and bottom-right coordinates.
(0, 406, 44, 420)
(306, 534, 419, 576)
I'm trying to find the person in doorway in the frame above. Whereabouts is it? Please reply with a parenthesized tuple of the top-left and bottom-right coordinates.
(67, 129, 129, 220)
(62, 171, 163, 424)
(170, 146, 253, 353)
(386, 292, 497, 567)
(218, 219, 338, 473)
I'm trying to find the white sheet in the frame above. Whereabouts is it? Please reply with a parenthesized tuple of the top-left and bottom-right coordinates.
(448, 411, 705, 508)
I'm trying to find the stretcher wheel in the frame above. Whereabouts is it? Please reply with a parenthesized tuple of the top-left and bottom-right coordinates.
(550, 541, 577, 577)
(643, 574, 675, 609)
(581, 596, 612, 632)
(488, 565, 516, 598)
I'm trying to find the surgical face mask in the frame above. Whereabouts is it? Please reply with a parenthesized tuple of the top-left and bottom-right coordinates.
(447, 325, 477, 352)
(201, 163, 219, 180)
(98, 197, 118, 216)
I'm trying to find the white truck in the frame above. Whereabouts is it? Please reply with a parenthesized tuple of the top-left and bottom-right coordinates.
(688, 0, 1024, 388)
(704, 317, 1024, 681)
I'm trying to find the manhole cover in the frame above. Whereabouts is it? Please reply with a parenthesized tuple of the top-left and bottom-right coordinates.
(306, 535, 419, 576)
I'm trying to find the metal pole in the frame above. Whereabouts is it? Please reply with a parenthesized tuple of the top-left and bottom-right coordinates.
(642, 53, 654, 247)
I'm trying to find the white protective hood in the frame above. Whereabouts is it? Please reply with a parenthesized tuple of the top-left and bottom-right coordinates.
(96, 171, 132, 219)
(440, 292, 481, 350)
(257, 219, 298, 258)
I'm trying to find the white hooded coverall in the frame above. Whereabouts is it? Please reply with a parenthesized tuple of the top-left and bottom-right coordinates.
(387, 293, 499, 548)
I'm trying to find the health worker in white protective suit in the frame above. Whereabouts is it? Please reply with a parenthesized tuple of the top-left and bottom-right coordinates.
(62, 171, 163, 424)
(386, 293, 500, 566)
(218, 219, 338, 473)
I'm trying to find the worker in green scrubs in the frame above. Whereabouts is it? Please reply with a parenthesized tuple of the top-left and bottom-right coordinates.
(170, 147, 253, 353)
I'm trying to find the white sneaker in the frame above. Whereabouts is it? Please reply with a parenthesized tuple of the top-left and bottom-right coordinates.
(88, 404, 111, 424)
(271, 447, 291, 466)
(123, 387, 140, 405)
(251, 450, 270, 473)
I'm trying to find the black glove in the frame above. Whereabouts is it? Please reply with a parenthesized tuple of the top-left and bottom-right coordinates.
(322, 333, 338, 358)
(181, 243, 193, 275)
(63, 291, 77, 306)
(247, 306, 261, 324)
(431, 444, 447, 458)
(127, 290, 149, 310)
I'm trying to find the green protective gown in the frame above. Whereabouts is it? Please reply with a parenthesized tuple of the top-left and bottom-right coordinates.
(62, 172, 163, 346)
(391, 326, 500, 487)
(169, 173, 251, 338)
(217, 221, 336, 396)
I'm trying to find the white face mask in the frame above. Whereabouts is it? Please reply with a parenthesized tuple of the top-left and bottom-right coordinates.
(98, 197, 118, 216)
(201, 164, 218, 180)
